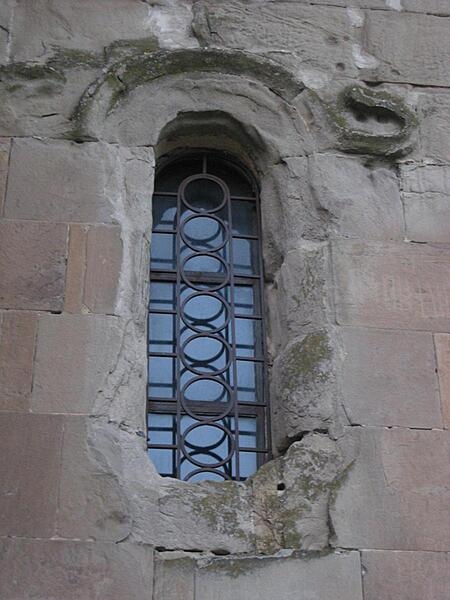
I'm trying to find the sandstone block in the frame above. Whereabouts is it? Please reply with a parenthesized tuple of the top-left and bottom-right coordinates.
(10, 0, 152, 62)
(195, 552, 363, 600)
(0, 538, 153, 600)
(362, 12, 450, 86)
(362, 550, 450, 600)
(332, 239, 450, 332)
(57, 416, 132, 541)
(0, 413, 63, 537)
(0, 220, 67, 310)
(65, 224, 123, 314)
(32, 314, 123, 414)
(435, 334, 450, 429)
(332, 427, 450, 550)
(193, 1, 358, 77)
(0, 311, 37, 411)
(4, 138, 121, 223)
(309, 153, 403, 240)
(341, 327, 441, 428)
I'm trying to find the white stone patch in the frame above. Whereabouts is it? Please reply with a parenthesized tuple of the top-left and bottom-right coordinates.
(347, 7, 364, 28)
(352, 44, 379, 69)
(385, 0, 403, 10)
(298, 67, 331, 90)
(147, 1, 199, 49)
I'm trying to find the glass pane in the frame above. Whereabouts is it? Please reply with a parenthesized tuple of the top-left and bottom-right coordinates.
(234, 284, 258, 316)
(183, 178, 224, 212)
(239, 452, 258, 479)
(207, 157, 254, 196)
(148, 356, 176, 399)
(232, 238, 258, 275)
(148, 448, 175, 477)
(150, 233, 176, 270)
(231, 200, 257, 236)
(155, 158, 203, 192)
(183, 377, 231, 405)
(152, 195, 176, 231)
(147, 413, 176, 446)
(149, 281, 176, 311)
(148, 313, 176, 353)
(236, 360, 263, 402)
(235, 318, 262, 358)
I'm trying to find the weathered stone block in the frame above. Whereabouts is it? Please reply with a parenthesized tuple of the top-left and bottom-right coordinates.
(401, 163, 450, 243)
(309, 153, 403, 240)
(435, 334, 450, 429)
(362, 550, 450, 600)
(10, 0, 152, 62)
(4, 138, 122, 223)
(65, 224, 123, 314)
(332, 240, 450, 332)
(362, 12, 450, 86)
(417, 92, 450, 162)
(0, 538, 153, 600)
(193, 1, 358, 77)
(0, 311, 37, 411)
(341, 327, 441, 428)
(154, 553, 195, 600)
(32, 314, 123, 414)
(0, 220, 67, 310)
(57, 416, 132, 541)
(403, 0, 450, 15)
(195, 552, 363, 600)
(0, 413, 63, 537)
(332, 428, 450, 550)
(0, 137, 10, 213)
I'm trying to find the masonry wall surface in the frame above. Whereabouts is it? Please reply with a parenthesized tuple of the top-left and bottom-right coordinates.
(0, 1, 449, 599)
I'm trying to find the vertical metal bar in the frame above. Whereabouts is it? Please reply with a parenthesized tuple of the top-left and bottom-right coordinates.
(226, 188, 240, 481)
(175, 182, 182, 478)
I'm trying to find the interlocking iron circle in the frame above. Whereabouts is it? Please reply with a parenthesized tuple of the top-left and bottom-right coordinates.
(181, 175, 228, 214)
(180, 252, 229, 292)
(180, 376, 233, 420)
(180, 332, 232, 376)
(180, 213, 228, 253)
(180, 421, 235, 468)
(180, 291, 231, 334)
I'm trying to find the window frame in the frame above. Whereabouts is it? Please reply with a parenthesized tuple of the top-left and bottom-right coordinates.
(147, 152, 271, 482)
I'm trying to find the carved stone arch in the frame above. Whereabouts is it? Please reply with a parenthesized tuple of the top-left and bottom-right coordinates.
(78, 47, 348, 556)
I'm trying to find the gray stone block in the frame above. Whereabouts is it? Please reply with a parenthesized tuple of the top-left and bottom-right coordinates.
(0, 538, 153, 600)
(5, 138, 122, 223)
(154, 553, 196, 600)
(195, 552, 363, 600)
(362, 550, 450, 600)
(332, 427, 450, 550)
(417, 92, 450, 162)
(32, 314, 123, 414)
(193, 1, 358, 77)
(0, 413, 63, 537)
(10, 0, 152, 62)
(362, 12, 450, 86)
(309, 153, 403, 240)
(341, 327, 441, 428)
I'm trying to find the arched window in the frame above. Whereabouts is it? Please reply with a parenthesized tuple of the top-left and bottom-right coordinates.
(147, 154, 269, 482)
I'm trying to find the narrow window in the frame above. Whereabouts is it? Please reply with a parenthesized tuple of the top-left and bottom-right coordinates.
(147, 154, 269, 482)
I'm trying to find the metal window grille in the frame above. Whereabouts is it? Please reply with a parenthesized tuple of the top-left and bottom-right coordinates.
(147, 154, 270, 482)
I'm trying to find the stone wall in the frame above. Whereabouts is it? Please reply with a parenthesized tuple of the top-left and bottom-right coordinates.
(0, 1, 449, 599)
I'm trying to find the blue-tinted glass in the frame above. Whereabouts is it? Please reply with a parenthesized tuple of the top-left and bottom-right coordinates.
(148, 356, 176, 399)
(147, 413, 176, 446)
(236, 360, 263, 402)
(149, 281, 176, 311)
(232, 238, 258, 275)
(152, 195, 176, 231)
(181, 292, 228, 333)
(234, 285, 257, 315)
(183, 178, 224, 212)
(148, 448, 174, 476)
(235, 318, 262, 358)
(148, 313, 176, 353)
(150, 233, 176, 270)
(231, 200, 256, 236)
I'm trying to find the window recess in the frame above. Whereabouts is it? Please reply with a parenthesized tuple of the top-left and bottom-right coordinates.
(147, 154, 270, 482)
